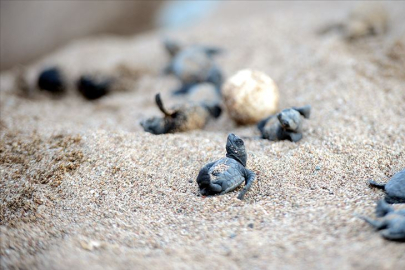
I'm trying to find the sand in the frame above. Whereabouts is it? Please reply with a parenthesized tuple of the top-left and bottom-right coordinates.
(1, 2, 405, 269)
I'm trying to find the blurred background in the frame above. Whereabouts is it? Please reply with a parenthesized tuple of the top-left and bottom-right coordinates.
(0, 0, 220, 71)
(2, 1, 404, 72)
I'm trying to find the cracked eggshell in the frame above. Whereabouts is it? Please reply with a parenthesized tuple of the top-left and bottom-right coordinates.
(222, 69, 279, 125)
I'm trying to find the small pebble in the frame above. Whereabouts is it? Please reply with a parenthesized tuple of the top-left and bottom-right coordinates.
(315, 166, 321, 171)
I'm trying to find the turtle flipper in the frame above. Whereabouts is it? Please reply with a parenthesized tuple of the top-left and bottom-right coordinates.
(384, 195, 405, 204)
(369, 180, 386, 189)
(380, 229, 405, 241)
(210, 183, 222, 193)
(197, 162, 222, 195)
(288, 132, 303, 142)
(155, 93, 174, 116)
(359, 216, 387, 230)
(237, 169, 255, 200)
(375, 199, 394, 217)
(293, 105, 311, 119)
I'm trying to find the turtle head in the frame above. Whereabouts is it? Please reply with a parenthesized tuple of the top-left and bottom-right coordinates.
(226, 133, 247, 167)
(277, 105, 310, 132)
(277, 107, 303, 131)
(140, 117, 166, 135)
(140, 114, 181, 135)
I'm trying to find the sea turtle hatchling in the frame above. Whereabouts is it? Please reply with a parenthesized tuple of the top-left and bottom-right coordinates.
(257, 105, 311, 142)
(140, 93, 221, 135)
(359, 200, 405, 241)
(37, 67, 66, 94)
(369, 168, 405, 204)
(196, 133, 255, 200)
(163, 39, 223, 95)
(76, 75, 112, 100)
(318, 3, 389, 40)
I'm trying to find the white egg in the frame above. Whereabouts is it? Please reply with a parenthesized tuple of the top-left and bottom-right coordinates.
(222, 69, 279, 125)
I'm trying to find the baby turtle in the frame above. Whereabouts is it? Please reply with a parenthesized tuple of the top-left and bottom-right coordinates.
(318, 3, 388, 40)
(37, 67, 65, 93)
(77, 75, 112, 100)
(140, 93, 221, 134)
(163, 39, 223, 95)
(369, 168, 405, 204)
(196, 133, 255, 200)
(359, 200, 405, 241)
(257, 105, 311, 142)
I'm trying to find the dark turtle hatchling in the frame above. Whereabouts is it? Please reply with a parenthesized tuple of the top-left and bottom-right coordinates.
(318, 3, 388, 40)
(196, 133, 255, 200)
(37, 67, 66, 94)
(257, 105, 311, 142)
(140, 93, 221, 134)
(77, 75, 112, 100)
(369, 168, 405, 204)
(163, 39, 223, 95)
(359, 200, 405, 241)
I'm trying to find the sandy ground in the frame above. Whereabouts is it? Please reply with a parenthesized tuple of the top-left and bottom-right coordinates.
(1, 2, 405, 269)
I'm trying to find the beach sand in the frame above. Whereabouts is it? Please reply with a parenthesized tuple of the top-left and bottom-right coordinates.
(1, 2, 405, 269)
